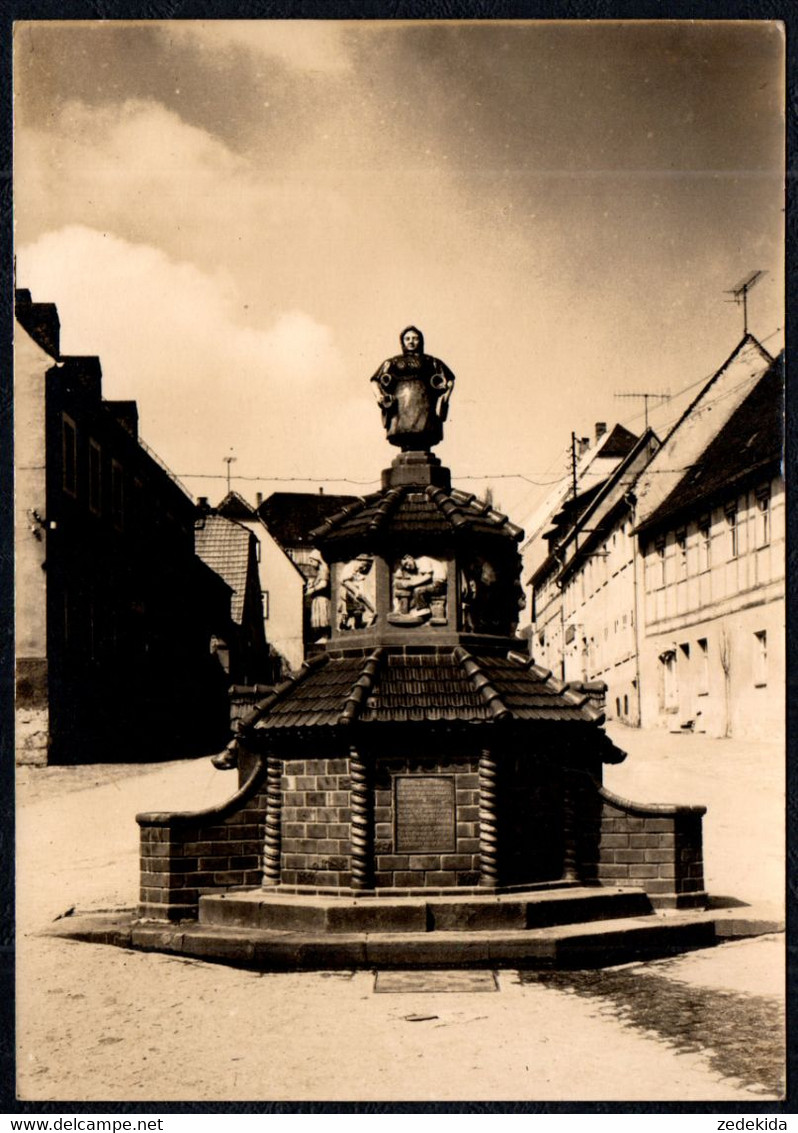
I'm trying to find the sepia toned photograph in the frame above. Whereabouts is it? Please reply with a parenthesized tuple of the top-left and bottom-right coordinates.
(12, 18, 785, 1104)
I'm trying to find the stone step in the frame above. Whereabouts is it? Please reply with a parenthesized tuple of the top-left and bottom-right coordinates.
(49, 904, 783, 971)
(198, 885, 654, 935)
(126, 910, 717, 969)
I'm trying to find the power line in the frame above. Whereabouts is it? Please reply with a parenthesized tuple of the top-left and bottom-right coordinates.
(175, 470, 567, 486)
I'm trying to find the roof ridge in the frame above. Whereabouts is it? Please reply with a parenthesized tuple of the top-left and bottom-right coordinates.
(309, 498, 367, 542)
(367, 488, 406, 535)
(244, 654, 330, 730)
(453, 645, 511, 721)
(424, 484, 470, 528)
(338, 648, 385, 725)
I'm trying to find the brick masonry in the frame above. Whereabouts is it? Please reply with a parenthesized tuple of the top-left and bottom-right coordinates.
(136, 746, 707, 919)
(591, 787, 706, 907)
(137, 756, 268, 921)
(280, 757, 352, 889)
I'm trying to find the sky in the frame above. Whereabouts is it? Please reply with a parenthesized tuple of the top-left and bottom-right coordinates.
(14, 19, 785, 522)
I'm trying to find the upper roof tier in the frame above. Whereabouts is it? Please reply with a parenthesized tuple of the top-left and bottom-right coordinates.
(312, 473, 524, 558)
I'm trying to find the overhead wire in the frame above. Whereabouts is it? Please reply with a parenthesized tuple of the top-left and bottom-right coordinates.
(174, 328, 782, 494)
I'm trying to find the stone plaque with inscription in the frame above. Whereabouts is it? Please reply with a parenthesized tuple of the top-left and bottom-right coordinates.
(394, 775, 456, 852)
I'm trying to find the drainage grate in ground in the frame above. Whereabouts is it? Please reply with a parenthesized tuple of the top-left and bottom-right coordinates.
(374, 970, 500, 994)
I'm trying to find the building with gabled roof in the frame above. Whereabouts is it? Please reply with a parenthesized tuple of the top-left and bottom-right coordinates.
(257, 490, 360, 566)
(215, 490, 306, 674)
(634, 335, 774, 529)
(194, 509, 272, 686)
(530, 429, 661, 724)
(14, 289, 231, 763)
(634, 346, 783, 739)
(517, 422, 639, 635)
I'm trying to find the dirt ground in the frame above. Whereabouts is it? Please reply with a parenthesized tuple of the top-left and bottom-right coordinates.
(15, 935, 784, 1103)
(13, 730, 787, 1105)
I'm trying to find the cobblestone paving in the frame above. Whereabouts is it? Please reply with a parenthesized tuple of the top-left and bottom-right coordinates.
(519, 964, 785, 1097)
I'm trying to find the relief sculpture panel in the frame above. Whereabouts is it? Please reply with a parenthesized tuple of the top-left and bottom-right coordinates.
(337, 554, 377, 631)
(388, 553, 448, 626)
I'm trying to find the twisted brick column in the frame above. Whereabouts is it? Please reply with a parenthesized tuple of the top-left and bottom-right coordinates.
(560, 778, 579, 883)
(262, 754, 283, 887)
(478, 748, 499, 888)
(349, 746, 373, 891)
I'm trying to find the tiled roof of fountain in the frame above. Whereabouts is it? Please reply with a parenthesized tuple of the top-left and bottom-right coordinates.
(310, 485, 524, 546)
(236, 648, 608, 734)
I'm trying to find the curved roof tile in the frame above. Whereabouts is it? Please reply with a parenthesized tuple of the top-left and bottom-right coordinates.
(246, 648, 607, 734)
(310, 483, 524, 547)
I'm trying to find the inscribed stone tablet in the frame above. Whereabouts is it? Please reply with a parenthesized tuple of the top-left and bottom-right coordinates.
(395, 775, 456, 852)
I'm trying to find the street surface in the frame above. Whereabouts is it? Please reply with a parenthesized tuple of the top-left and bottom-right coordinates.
(14, 727, 785, 1104)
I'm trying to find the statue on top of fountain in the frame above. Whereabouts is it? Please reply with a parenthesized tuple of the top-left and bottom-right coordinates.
(370, 326, 455, 451)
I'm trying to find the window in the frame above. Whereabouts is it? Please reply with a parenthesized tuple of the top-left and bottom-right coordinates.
(62, 415, 77, 496)
(756, 489, 771, 547)
(88, 439, 102, 515)
(262, 590, 270, 619)
(111, 460, 124, 530)
(655, 538, 666, 587)
(697, 638, 709, 695)
(754, 630, 767, 687)
(615, 697, 621, 717)
(676, 529, 687, 577)
(726, 507, 738, 559)
(699, 517, 711, 572)
(623, 694, 629, 716)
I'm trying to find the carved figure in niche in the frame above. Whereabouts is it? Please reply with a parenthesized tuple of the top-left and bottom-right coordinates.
(370, 327, 455, 451)
(338, 554, 377, 631)
(304, 550, 330, 642)
(461, 555, 502, 634)
(389, 554, 448, 625)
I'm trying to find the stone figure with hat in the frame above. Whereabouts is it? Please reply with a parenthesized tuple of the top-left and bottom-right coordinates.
(304, 549, 331, 642)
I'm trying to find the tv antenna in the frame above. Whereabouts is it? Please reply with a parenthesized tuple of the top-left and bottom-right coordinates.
(614, 391, 671, 430)
(223, 453, 237, 493)
(726, 270, 766, 336)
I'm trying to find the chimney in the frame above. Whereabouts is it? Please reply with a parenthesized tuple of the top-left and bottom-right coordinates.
(197, 496, 209, 512)
(319, 486, 324, 495)
(59, 356, 102, 401)
(15, 289, 60, 359)
(578, 437, 590, 457)
(255, 492, 263, 508)
(106, 400, 139, 439)
(595, 422, 607, 443)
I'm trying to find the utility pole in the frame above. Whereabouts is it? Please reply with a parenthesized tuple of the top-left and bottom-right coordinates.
(569, 432, 581, 559)
(614, 391, 670, 431)
(223, 453, 237, 493)
(726, 270, 765, 337)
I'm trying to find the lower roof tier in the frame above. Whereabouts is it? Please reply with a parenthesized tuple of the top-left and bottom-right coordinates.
(231, 646, 619, 753)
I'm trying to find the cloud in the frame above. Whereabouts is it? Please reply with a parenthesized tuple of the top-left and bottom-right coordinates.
(15, 226, 360, 494)
(164, 20, 353, 74)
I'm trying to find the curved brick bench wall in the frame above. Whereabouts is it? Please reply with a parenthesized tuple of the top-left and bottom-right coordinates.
(138, 757, 707, 920)
(137, 755, 268, 922)
(587, 784, 707, 909)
